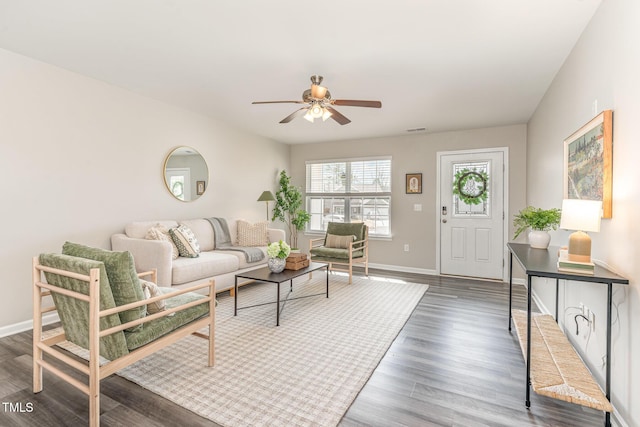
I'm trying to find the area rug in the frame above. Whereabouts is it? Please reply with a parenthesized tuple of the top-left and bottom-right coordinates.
(58, 272, 428, 427)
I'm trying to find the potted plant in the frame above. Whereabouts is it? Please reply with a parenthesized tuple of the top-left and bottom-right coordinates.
(513, 206, 562, 249)
(266, 240, 291, 273)
(272, 170, 311, 250)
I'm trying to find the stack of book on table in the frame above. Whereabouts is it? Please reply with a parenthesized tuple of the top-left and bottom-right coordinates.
(557, 252, 594, 275)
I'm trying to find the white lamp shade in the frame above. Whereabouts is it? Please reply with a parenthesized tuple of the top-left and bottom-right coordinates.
(560, 199, 602, 232)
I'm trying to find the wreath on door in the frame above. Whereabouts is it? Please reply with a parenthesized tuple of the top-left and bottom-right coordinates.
(171, 181, 184, 198)
(452, 168, 489, 205)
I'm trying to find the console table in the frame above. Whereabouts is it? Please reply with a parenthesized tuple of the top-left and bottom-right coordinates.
(507, 242, 628, 427)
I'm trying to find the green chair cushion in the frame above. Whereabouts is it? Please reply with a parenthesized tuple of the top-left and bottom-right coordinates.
(325, 222, 366, 243)
(62, 242, 146, 332)
(309, 247, 365, 260)
(39, 253, 130, 361)
(124, 287, 210, 351)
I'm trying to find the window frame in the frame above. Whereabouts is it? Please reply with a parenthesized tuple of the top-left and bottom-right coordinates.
(305, 156, 392, 237)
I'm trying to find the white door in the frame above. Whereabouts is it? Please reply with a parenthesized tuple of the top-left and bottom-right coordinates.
(438, 149, 506, 280)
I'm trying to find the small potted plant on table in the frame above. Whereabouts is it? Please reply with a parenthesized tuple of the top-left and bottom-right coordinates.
(513, 206, 562, 249)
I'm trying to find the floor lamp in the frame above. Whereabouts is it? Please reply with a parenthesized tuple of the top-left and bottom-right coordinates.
(257, 191, 276, 221)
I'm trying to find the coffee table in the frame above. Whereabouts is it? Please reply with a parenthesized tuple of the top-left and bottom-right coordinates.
(234, 262, 329, 326)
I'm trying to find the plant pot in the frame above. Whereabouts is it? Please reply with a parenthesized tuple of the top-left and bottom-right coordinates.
(267, 257, 286, 273)
(528, 230, 551, 249)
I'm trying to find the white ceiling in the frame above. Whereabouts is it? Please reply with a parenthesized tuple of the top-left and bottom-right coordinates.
(0, 0, 601, 144)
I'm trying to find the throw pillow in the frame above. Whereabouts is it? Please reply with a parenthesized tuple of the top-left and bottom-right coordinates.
(140, 280, 167, 315)
(169, 224, 200, 257)
(325, 233, 356, 249)
(145, 223, 179, 260)
(237, 220, 269, 247)
(62, 242, 146, 332)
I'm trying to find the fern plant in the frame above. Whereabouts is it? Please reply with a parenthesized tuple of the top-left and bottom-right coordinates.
(513, 206, 561, 239)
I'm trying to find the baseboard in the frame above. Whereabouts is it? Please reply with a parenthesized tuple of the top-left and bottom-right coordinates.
(367, 262, 437, 276)
(0, 312, 60, 339)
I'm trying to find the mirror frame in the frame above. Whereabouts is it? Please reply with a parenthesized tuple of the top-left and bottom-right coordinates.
(163, 146, 209, 202)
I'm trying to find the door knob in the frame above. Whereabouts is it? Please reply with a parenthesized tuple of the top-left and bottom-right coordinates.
(442, 219, 447, 223)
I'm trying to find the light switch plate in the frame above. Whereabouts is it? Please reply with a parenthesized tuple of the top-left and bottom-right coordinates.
(414, 204, 422, 212)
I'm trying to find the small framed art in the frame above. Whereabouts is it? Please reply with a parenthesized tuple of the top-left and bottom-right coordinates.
(406, 173, 422, 194)
(196, 180, 206, 195)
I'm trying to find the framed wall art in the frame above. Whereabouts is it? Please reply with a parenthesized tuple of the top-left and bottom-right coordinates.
(563, 110, 613, 218)
(406, 173, 422, 194)
(196, 180, 206, 196)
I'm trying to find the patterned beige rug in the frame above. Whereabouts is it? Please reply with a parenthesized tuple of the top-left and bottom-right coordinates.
(61, 272, 428, 427)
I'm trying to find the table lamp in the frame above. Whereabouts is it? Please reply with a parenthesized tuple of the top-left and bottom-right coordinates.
(560, 199, 602, 263)
(257, 191, 276, 220)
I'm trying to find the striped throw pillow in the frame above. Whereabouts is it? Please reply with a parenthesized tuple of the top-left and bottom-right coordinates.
(325, 233, 356, 249)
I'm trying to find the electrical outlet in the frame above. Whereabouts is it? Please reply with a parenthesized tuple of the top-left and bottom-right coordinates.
(404, 244, 410, 252)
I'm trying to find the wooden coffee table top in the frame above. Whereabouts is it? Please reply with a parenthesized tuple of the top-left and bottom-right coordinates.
(235, 262, 328, 283)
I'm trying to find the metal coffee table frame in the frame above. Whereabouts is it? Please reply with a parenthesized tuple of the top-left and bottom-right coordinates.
(234, 262, 329, 326)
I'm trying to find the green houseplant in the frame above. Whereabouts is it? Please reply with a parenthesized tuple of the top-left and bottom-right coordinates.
(513, 206, 561, 249)
(272, 170, 311, 250)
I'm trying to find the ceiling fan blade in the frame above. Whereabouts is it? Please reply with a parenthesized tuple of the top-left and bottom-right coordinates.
(332, 99, 382, 108)
(252, 100, 305, 105)
(326, 106, 351, 125)
(279, 108, 308, 124)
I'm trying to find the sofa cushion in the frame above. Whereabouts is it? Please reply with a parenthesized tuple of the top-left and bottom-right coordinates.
(171, 251, 239, 285)
(237, 220, 269, 246)
(215, 248, 268, 269)
(62, 242, 146, 332)
(125, 220, 178, 239)
(169, 225, 201, 258)
(39, 253, 130, 361)
(180, 219, 215, 252)
(325, 233, 356, 249)
(125, 287, 209, 351)
(145, 223, 179, 260)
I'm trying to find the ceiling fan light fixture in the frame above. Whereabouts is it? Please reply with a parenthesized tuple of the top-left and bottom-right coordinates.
(322, 108, 332, 121)
(311, 84, 328, 99)
(304, 110, 314, 122)
(310, 103, 324, 118)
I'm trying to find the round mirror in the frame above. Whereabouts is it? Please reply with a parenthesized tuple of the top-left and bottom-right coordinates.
(163, 146, 209, 202)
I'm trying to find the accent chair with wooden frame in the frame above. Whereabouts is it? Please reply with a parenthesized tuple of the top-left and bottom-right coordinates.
(309, 222, 369, 284)
(33, 250, 215, 427)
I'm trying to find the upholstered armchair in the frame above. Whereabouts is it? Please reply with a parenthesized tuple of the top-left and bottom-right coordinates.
(309, 222, 369, 284)
(32, 243, 215, 427)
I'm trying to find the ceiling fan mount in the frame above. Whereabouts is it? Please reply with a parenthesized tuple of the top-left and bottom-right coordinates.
(252, 75, 381, 125)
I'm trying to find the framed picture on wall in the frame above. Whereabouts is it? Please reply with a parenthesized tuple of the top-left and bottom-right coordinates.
(406, 173, 422, 194)
(196, 180, 206, 195)
(563, 110, 613, 218)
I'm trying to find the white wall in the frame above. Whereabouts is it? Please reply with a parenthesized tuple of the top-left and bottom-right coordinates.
(0, 48, 288, 330)
(290, 125, 527, 272)
(527, 0, 640, 424)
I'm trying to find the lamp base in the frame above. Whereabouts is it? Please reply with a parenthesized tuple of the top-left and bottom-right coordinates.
(567, 230, 592, 263)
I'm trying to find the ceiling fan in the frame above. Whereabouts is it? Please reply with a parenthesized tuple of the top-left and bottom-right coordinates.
(252, 75, 382, 125)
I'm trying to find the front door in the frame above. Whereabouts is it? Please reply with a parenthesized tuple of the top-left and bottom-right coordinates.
(438, 149, 506, 280)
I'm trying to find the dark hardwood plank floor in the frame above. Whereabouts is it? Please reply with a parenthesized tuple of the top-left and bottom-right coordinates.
(0, 269, 605, 426)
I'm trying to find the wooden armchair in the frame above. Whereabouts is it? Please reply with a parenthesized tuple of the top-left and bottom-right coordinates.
(309, 222, 369, 284)
(32, 245, 215, 427)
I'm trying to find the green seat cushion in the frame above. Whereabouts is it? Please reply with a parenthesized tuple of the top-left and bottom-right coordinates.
(39, 253, 129, 361)
(310, 247, 365, 260)
(62, 242, 145, 332)
(124, 288, 210, 351)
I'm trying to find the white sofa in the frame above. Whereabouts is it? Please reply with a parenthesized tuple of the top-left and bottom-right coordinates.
(111, 218, 285, 293)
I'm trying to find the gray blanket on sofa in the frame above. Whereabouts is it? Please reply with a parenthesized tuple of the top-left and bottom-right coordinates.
(205, 217, 265, 263)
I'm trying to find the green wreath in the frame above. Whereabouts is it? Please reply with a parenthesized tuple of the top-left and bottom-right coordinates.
(452, 168, 489, 205)
(171, 181, 184, 198)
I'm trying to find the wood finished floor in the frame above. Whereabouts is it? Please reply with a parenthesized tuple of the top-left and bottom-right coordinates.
(0, 270, 605, 427)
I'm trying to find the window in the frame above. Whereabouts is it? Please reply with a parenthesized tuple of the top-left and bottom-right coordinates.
(306, 157, 391, 237)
